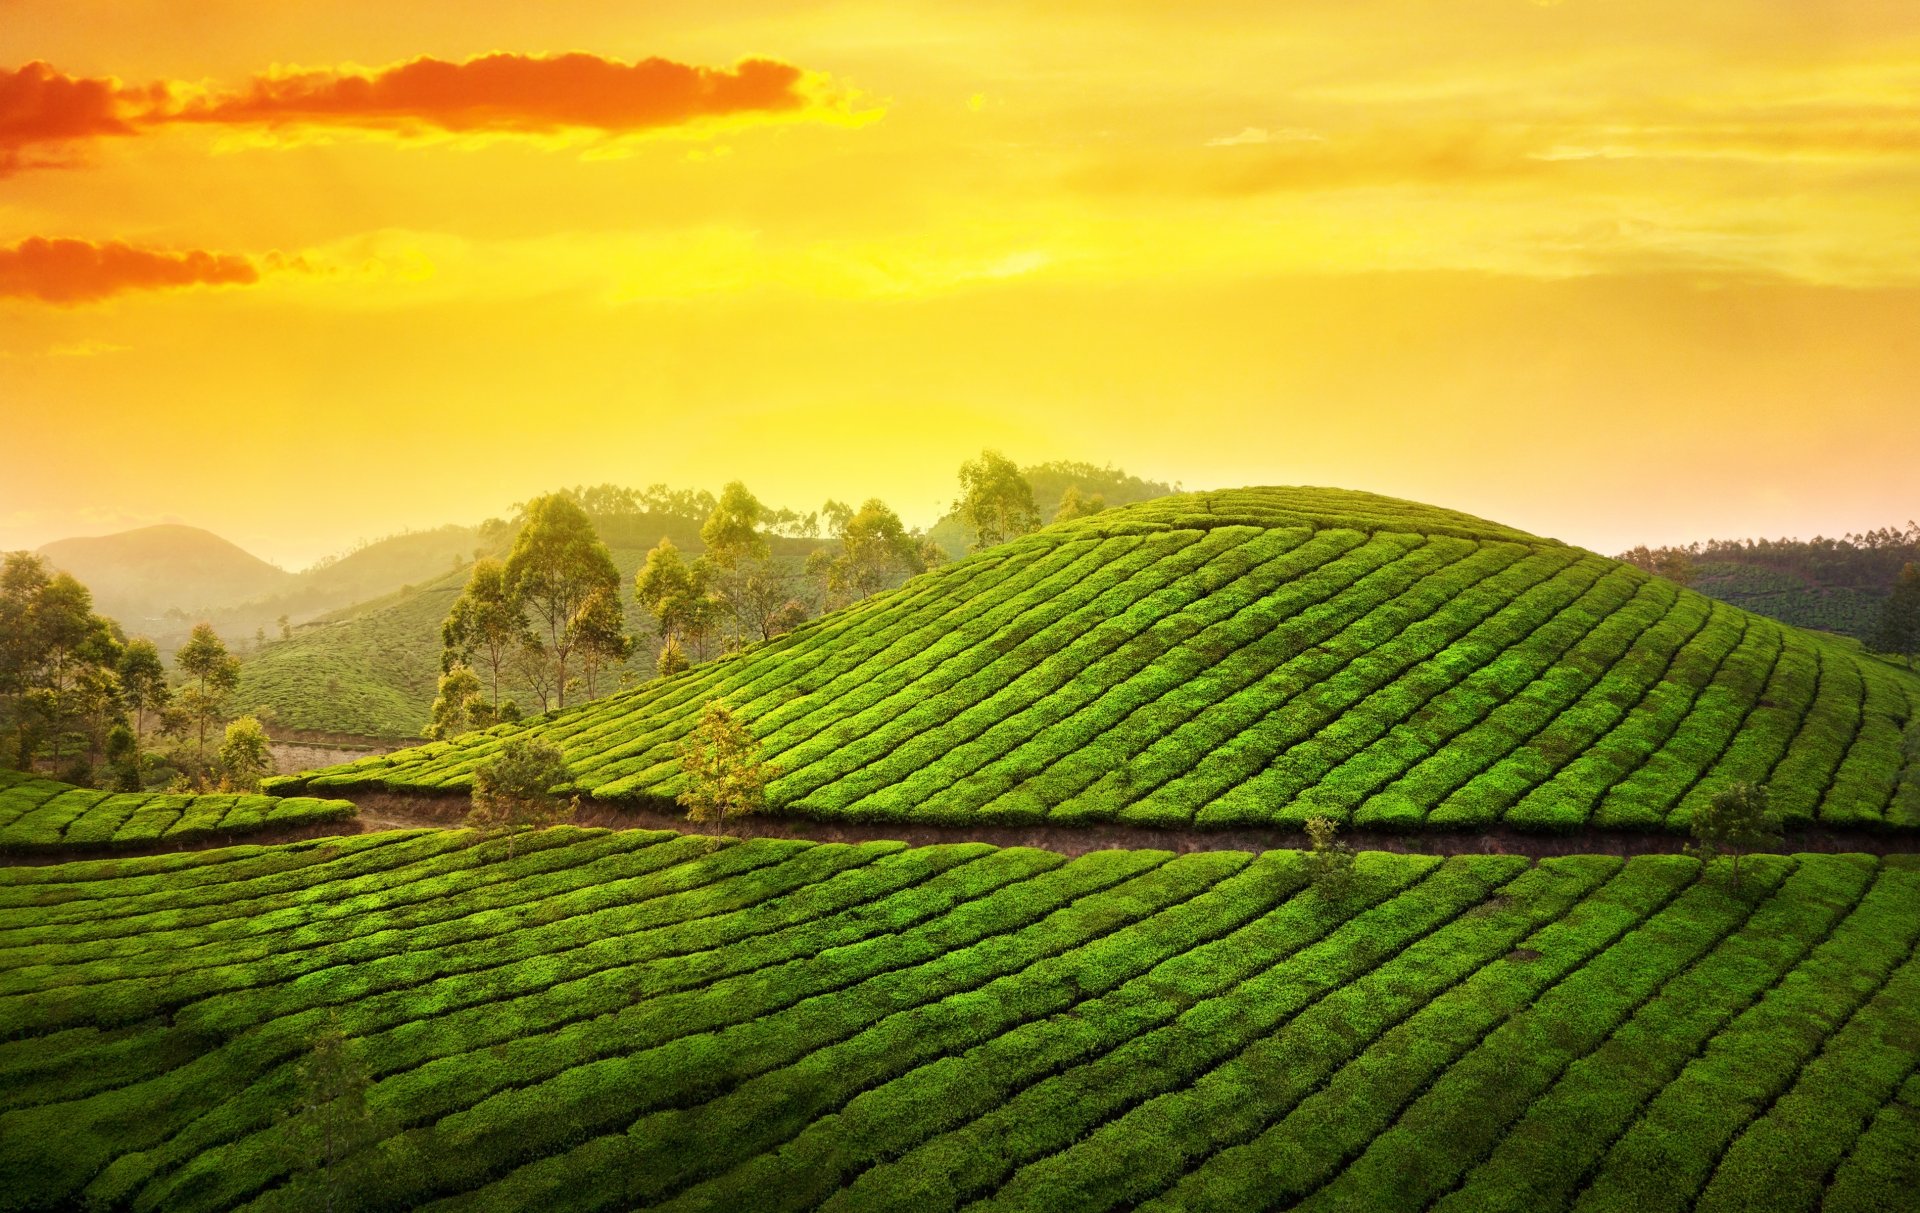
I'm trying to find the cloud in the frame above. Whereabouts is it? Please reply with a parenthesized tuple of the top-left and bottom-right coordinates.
(0, 53, 863, 171)
(0, 61, 150, 175)
(0, 238, 259, 304)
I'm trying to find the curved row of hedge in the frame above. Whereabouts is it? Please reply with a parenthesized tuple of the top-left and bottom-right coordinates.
(281, 488, 1920, 835)
(0, 771, 356, 854)
(0, 830, 1914, 1210)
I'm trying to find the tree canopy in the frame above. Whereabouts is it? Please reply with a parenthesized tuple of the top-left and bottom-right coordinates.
(957, 450, 1041, 551)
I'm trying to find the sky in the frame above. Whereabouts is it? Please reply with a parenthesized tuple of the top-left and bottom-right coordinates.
(2, 0, 1917, 569)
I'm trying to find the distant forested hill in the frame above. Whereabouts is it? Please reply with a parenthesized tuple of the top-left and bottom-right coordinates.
(1620, 524, 1918, 644)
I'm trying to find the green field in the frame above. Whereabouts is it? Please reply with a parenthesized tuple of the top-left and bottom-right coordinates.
(282, 487, 1920, 835)
(1, 828, 1914, 1211)
(1691, 562, 1891, 645)
(0, 772, 356, 854)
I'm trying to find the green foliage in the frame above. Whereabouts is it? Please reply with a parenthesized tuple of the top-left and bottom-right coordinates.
(0, 768, 353, 852)
(819, 498, 926, 605)
(2, 840, 1914, 1211)
(175, 622, 240, 779)
(424, 664, 490, 741)
(115, 638, 169, 737)
(957, 449, 1041, 551)
(1305, 813, 1356, 899)
(441, 558, 531, 710)
(280, 1011, 377, 1213)
(468, 736, 576, 850)
(1686, 781, 1782, 889)
(1871, 562, 1920, 668)
(678, 700, 779, 828)
(505, 495, 623, 711)
(301, 487, 1920, 836)
(217, 715, 275, 792)
(0, 551, 126, 770)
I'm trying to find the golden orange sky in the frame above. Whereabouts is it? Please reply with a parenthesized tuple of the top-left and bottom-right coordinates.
(3, 0, 1917, 568)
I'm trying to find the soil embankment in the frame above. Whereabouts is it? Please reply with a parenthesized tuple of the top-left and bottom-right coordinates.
(344, 790, 1920, 860)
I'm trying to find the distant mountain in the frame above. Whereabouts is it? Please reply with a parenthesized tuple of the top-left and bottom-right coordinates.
(37, 524, 290, 629)
(34, 522, 486, 652)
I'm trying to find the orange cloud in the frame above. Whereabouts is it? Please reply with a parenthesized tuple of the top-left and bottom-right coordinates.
(0, 53, 850, 172)
(176, 53, 816, 136)
(0, 62, 150, 175)
(0, 238, 259, 304)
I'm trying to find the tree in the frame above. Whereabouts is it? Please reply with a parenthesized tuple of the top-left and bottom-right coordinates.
(467, 736, 576, 855)
(175, 623, 240, 783)
(1651, 548, 1696, 587)
(1304, 814, 1356, 900)
(0, 552, 53, 764)
(636, 538, 718, 672)
(1686, 781, 1781, 890)
(117, 638, 170, 738)
(424, 664, 491, 740)
(34, 572, 120, 767)
(277, 614, 292, 641)
(218, 715, 275, 792)
(1871, 562, 1920, 669)
(281, 1011, 376, 1213)
(503, 496, 622, 711)
(701, 481, 770, 569)
(957, 450, 1040, 551)
(678, 700, 779, 830)
(571, 586, 633, 700)
(824, 499, 926, 604)
(699, 483, 780, 650)
(1053, 484, 1106, 523)
(442, 558, 530, 710)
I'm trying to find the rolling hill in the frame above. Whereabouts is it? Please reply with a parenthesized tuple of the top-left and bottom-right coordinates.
(284, 486, 1920, 834)
(2, 831, 1915, 1210)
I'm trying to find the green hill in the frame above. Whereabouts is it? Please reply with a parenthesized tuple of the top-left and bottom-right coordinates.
(1692, 561, 1891, 643)
(3, 830, 1916, 1210)
(287, 487, 1920, 834)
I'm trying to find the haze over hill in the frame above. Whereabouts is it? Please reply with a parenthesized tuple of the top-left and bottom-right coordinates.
(33, 523, 485, 652)
(36, 525, 289, 631)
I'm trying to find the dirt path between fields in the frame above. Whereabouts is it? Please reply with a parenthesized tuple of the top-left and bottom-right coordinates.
(345, 791, 1920, 859)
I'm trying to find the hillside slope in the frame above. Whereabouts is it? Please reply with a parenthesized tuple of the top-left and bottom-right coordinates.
(37, 525, 289, 629)
(237, 515, 825, 739)
(290, 487, 1920, 834)
(2, 833, 1916, 1210)
(1692, 561, 1890, 643)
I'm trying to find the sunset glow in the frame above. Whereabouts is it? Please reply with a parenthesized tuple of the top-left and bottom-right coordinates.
(4, 0, 1917, 566)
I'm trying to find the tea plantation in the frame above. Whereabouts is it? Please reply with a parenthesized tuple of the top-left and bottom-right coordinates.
(0, 828, 1914, 1211)
(0, 772, 355, 854)
(283, 488, 1920, 835)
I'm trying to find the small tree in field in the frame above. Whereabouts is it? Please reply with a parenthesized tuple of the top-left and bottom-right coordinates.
(467, 736, 575, 855)
(175, 624, 239, 786)
(1304, 814, 1356, 900)
(218, 715, 275, 792)
(1687, 781, 1781, 890)
(678, 701, 779, 831)
(282, 1011, 376, 1213)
